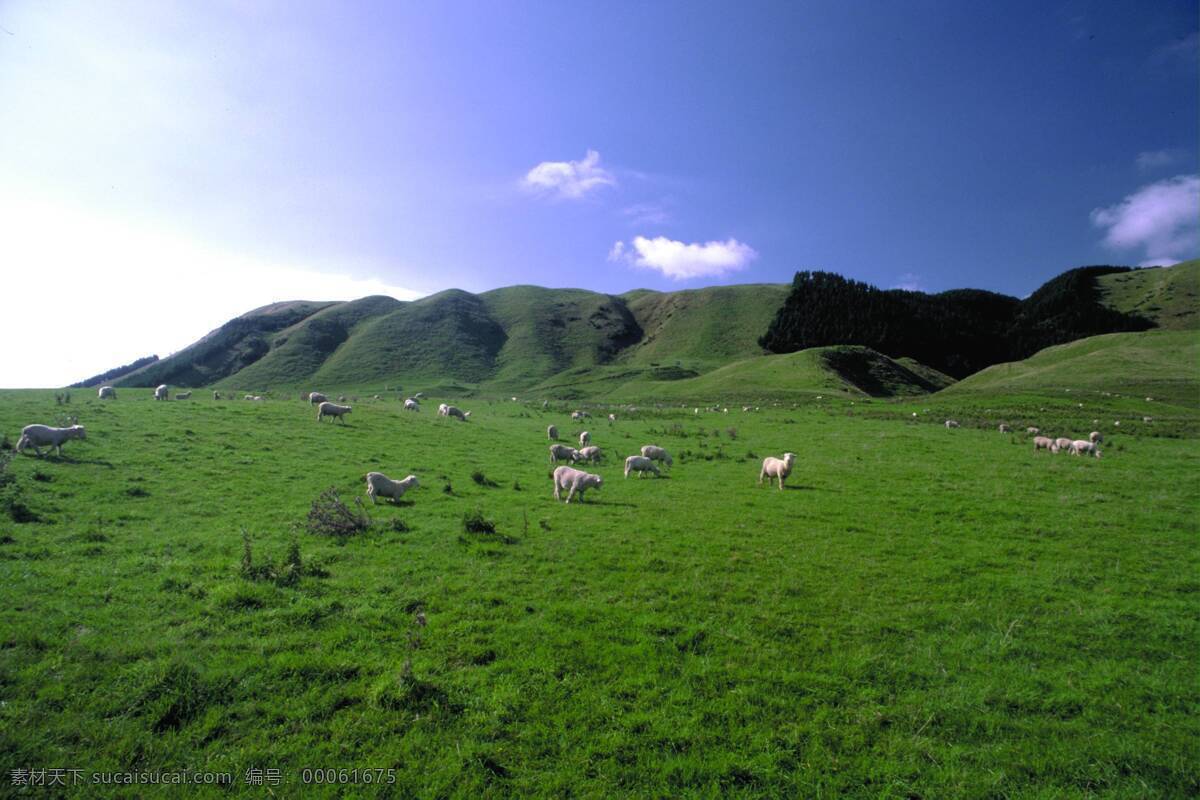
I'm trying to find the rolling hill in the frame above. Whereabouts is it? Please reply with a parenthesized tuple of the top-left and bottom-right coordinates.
(1096, 259, 1199, 330)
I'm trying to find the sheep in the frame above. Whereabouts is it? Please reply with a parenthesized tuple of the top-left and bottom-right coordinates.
(440, 404, 470, 421)
(1054, 437, 1074, 453)
(212, 391, 220, 400)
(175, 391, 192, 400)
(552, 465, 602, 503)
(759, 452, 797, 490)
(608, 413, 617, 422)
(577, 445, 602, 463)
(154, 384, 169, 401)
(337, 395, 347, 402)
(97, 386, 116, 399)
(403, 398, 420, 411)
(640, 445, 673, 468)
(624, 455, 660, 478)
(945, 420, 959, 429)
(547, 424, 558, 440)
(571, 410, 589, 421)
(549, 444, 581, 464)
(1033, 436, 1055, 452)
(1070, 440, 1102, 459)
(579, 430, 591, 447)
(1143, 416, 1153, 423)
(365, 472, 419, 504)
(999, 424, 1012, 433)
(1089, 431, 1103, 444)
(1026, 427, 1040, 435)
(413, 392, 424, 399)
(317, 401, 352, 423)
(251, 396, 264, 402)
(16, 424, 86, 457)
(308, 392, 328, 405)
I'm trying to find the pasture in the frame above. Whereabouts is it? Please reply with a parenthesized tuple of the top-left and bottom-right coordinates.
(0, 390, 1196, 797)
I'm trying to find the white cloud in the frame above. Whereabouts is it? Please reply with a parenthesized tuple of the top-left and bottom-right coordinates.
(1090, 175, 1200, 266)
(0, 190, 424, 388)
(1136, 149, 1182, 172)
(522, 149, 616, 199)
(891, 273, 925, 292)
(609, 235, 758, 280)
(621, 202, 671, 226)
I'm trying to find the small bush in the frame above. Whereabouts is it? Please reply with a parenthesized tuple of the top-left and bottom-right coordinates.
(512, 480, 522, 491)
(385, 518, 410, 533)
(124, 486, 150, 498)
(463, 509, 497, 535)
(726, 427, 738, 440)
(443, 482, 454, 495)
(306, 487, 370, 538)
(471, 470, 499, 488)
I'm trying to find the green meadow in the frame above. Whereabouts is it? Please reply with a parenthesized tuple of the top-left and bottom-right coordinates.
(1, 388, 1196, 798)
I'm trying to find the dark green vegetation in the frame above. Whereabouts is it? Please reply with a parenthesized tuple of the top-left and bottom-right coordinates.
(1, 389, 1196, 797)
(1097, 258, 1199, 331)
(69, 355, 160, 389)
(759, 267, 1159, 378)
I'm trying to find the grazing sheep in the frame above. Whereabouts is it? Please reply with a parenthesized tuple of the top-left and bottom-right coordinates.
(945, 420, 959, 429)
(251, 396, 264, 402)
(365, 472, 419, 504)
(440, 404, 470, 421)
(16, 424, 86, 457)
(1070, 440, 1102, 459)
(624, 455, 660, 478)
(1089, 431, 1103, 444)
(608, 413, 616, 422)
(1026, 427, 1040, 435)
(413, 392, 424, 400)
(640, 445, 673, 468)
(759, 452, 797, 490)
(308, 392, 328, 405)
(337, 395, 347, 402)
(175, 391, 192, 400)
(547, 424, 558, 440)
(571, 410, 589, 421)
(577, 445, 602, 463)
(549, 444, 581, 464)
(1033, 436, 1055, 452)
(579, 431, 591, 447)
(97, 386, 116, 399)
(317, 401, 352, 423)
(1054, 437, 1074, 453)
(1143, 416, 1153, 423)
(999, 423, 1012, 433)
(552, 465, 602, 503)
(244, 394, 255, 400)
(403, 398, 420, 411)
(154, 385, 169, 401)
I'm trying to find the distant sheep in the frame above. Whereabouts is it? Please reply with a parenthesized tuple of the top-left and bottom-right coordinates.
(624, 455, 660, 478)
(759, 452, 797, 490)
(640, 445, 673, 468)
(1026, 427, 1039, 435)
(413, 392, 424, 399)
(365, 472, 419, 504)
(608, 413, 616, 422)
(308, 392, 328, 405)
(97, 386, 116, 399)
(1033, 436, 1055, 453)
(547, 424, 558, 440)
(552, 465, 602, 503)
(212, 391, 220, 400)
(16, 424, 86, 457)
(244, 394, 255, 401)
(317, 401, 352, 423)
(439, 404, 470, 421)
(1054, 437, 1074, 453)
(999, 424, 1011, 433)
(549, 444, 581, 464)
(579, 430, 591, 447)
(571, 410, 589, 421)
(945, 420, 959, 429)
(403, 398, 420, 411)
(577, 445, 602, 463)
(154, 385, 169, 401)
(1089, 431, 1103, 444)
(175, 391, 192, 400)
(1070, 440, 1102, 459)
(337, 395, 347, 402)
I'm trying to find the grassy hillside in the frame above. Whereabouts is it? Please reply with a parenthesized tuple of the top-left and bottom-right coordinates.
(0, 390, 1195, 796)
(618, 284, 790, 368)
(1096, 259, 1199, 330)
(941, 329, 1199, 407)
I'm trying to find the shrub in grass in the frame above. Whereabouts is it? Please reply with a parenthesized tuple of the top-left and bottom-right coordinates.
(463, 509, 497, 535)
(306, 487, 370, 538)
(471, 470, 498, 488)
(125, 661, 222, 733)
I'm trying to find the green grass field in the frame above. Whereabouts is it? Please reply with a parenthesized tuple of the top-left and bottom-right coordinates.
(1, 390, 1196, 797)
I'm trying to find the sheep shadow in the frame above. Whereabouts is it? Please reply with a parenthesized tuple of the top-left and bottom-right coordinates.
(21, 454, 114, 468)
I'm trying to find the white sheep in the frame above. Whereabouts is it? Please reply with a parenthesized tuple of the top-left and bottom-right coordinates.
(308, 392, 328, 405)
(608, 413, 616, 422)
(640, 445, 673, 468)
(570, 410, 590, 421)
(1143, 416, 1153, 423)
(547, 424, 558, 440)
(16, 424, 86, 457)
(1054, 437, 1074, 453)
(317, 401, 352, 423)
(403, 398, 420, 411)
(413, 392, 425, 399)
(624, 455, 660, 478)
(97, 386, 116, 399)
(440, 404, 470, 421)
(1033, 436, 1055, 452)
(577, 445, 602, 463)
(999, 423, 1011, 433)
(552, 465, 602, 503)
(175, 391, 192, 400)
(549, 444, 581, 464)
(154, 385, 169, 401)
(945, 420, 959, 429)
(1070, 440, 1102, 459)
(759, 452, 797, 490)
(1026, 427, 1040, 435)
(579, 430, 591, 447)
(1089, 431, 1103, 444)
(365, 472, 419, 504)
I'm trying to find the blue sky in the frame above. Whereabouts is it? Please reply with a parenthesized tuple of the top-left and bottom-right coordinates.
(0, 0, 1197, 385)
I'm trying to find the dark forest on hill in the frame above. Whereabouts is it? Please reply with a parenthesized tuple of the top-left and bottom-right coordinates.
(758, 267, 1155, 378)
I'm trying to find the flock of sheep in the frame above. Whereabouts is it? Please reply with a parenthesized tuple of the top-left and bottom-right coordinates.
(945, 418, 1104, 459)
